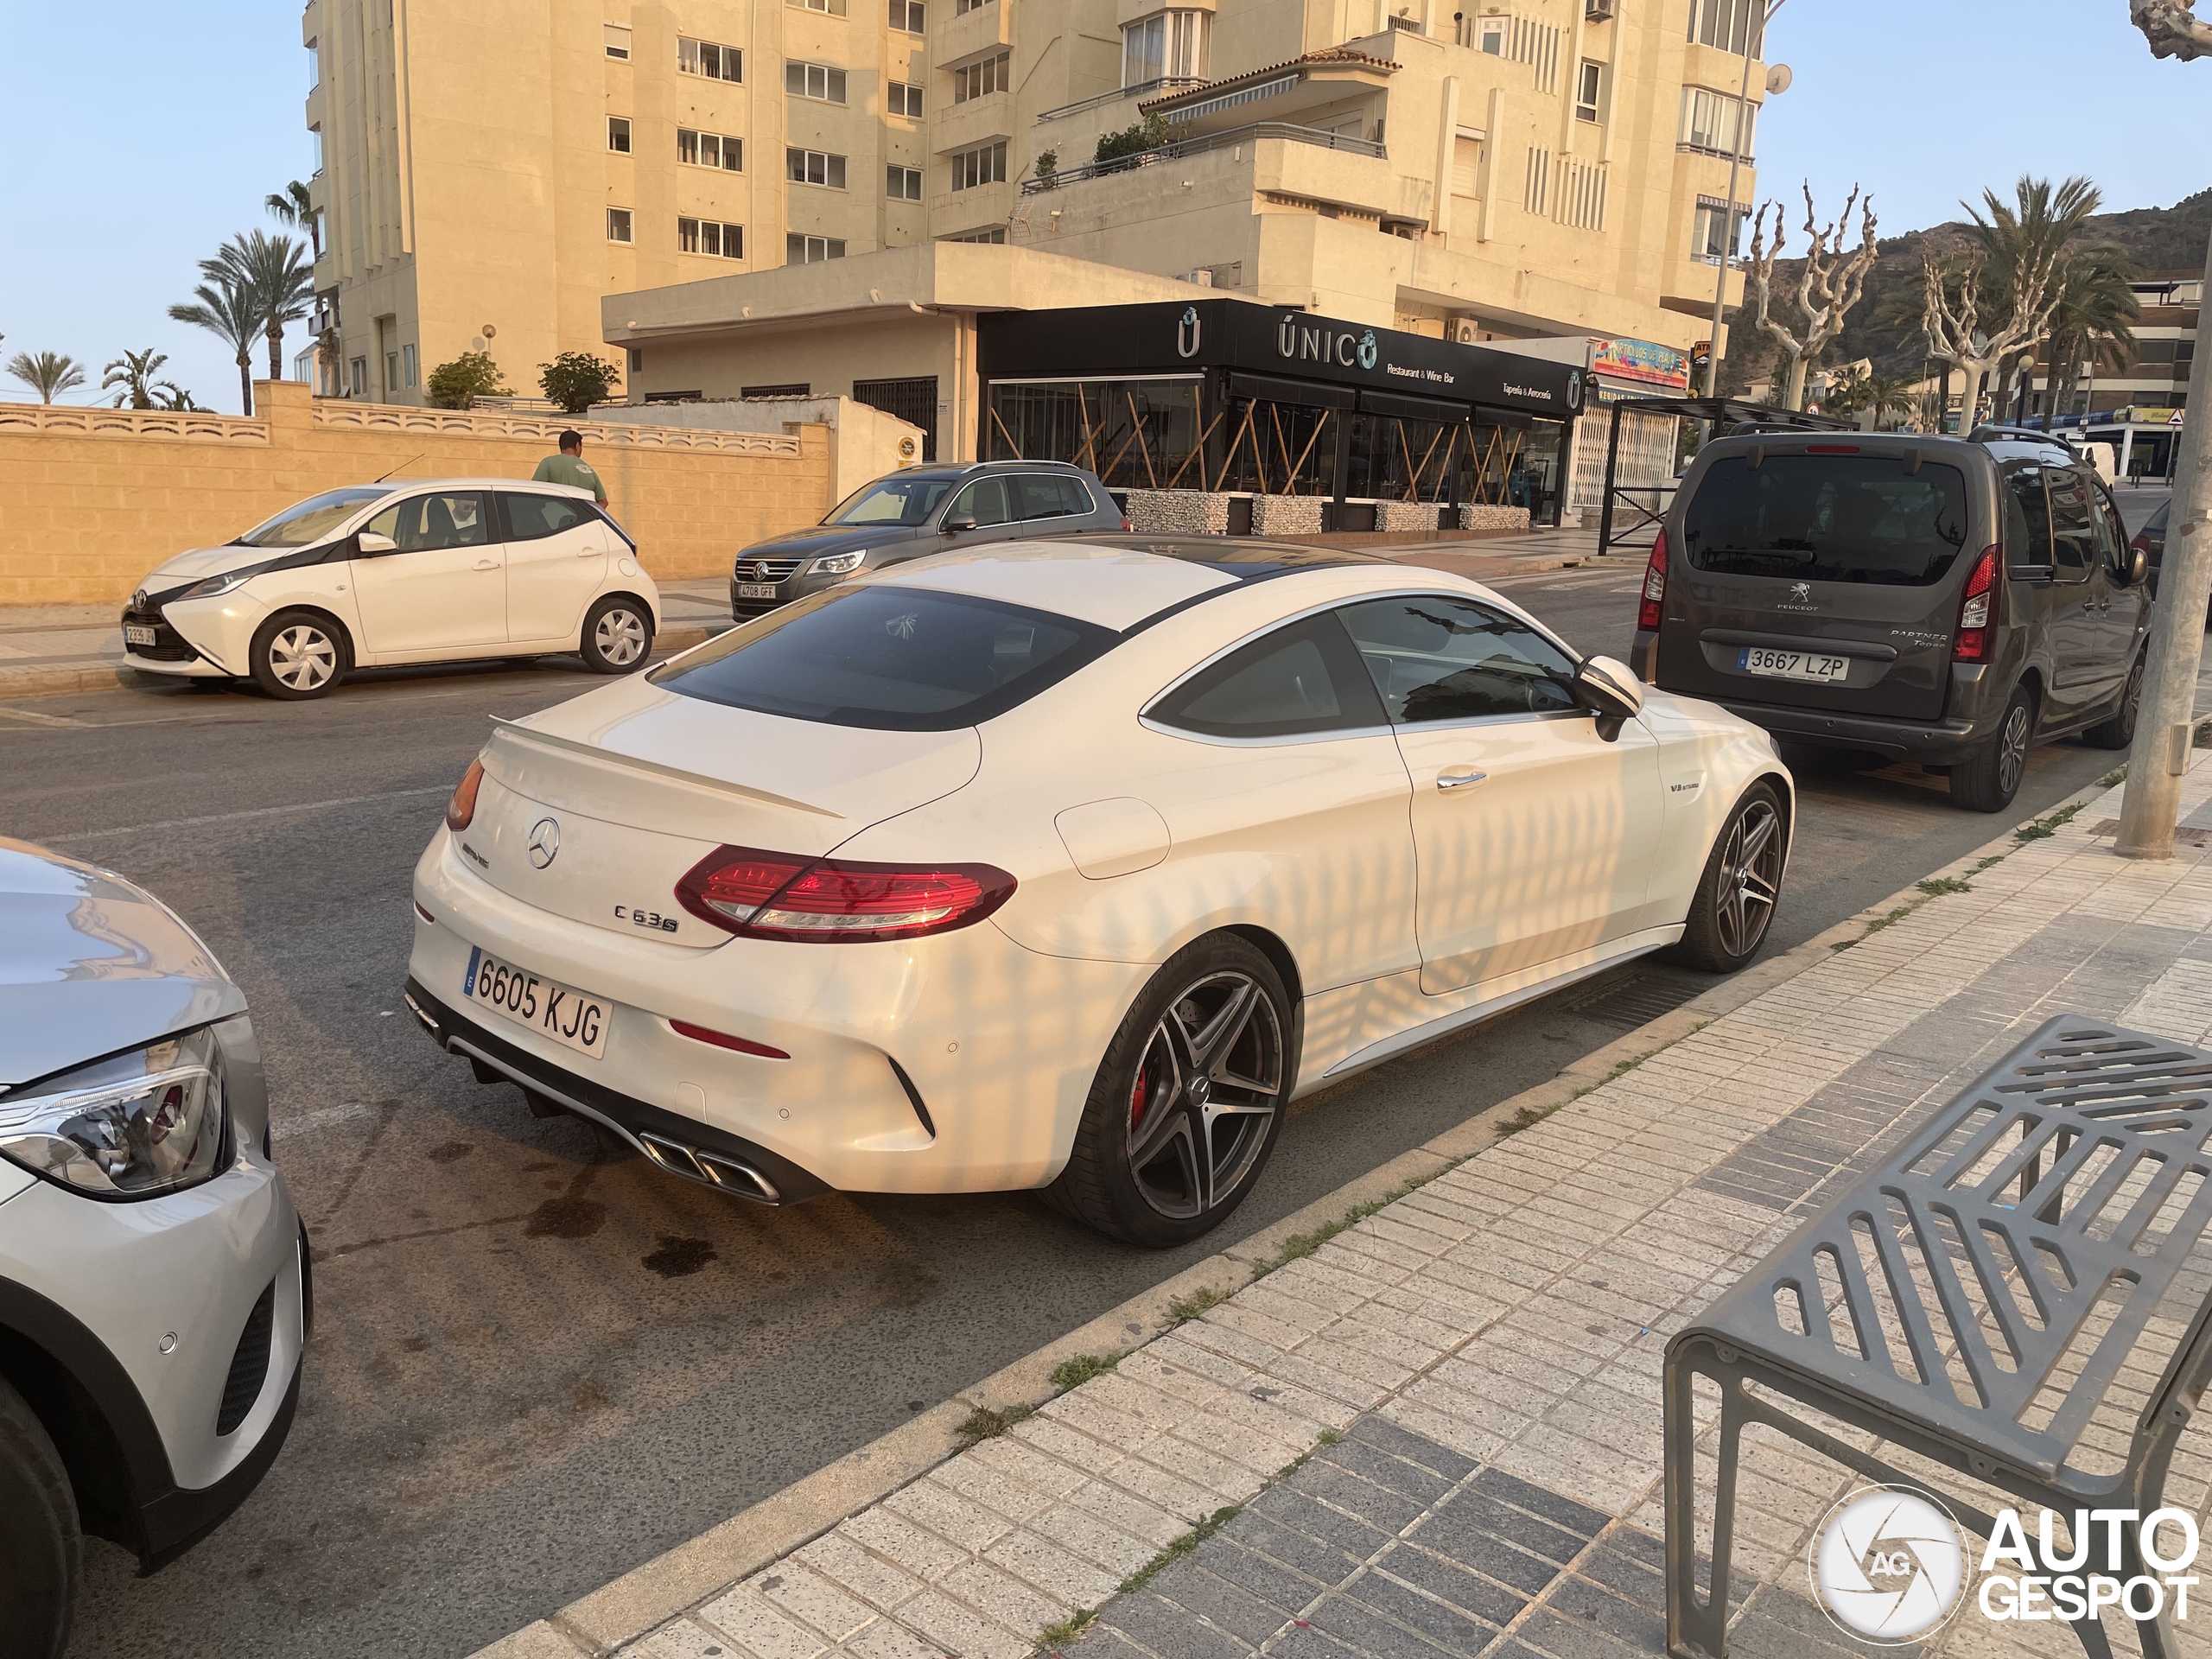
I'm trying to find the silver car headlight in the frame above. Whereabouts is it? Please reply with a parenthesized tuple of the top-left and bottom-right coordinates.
(810, 550, 867, 576)
(179, 570, 252, 601)
(0, 1027, 231, 1198)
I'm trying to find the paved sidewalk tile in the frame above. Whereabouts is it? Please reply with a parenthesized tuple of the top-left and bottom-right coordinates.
(610, 771, 2212, 1659)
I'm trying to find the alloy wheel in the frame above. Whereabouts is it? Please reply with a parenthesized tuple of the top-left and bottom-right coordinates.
(269, 625, 336, 691)
(1997, 702, 2031, 798)
(1714, 799, 1783, 961)
(1124, 970, 1283, 1221)
(2124, 660, 2144, 733)
(596, 607, 647, 667)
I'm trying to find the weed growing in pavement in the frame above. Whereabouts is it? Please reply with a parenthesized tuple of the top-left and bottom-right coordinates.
(2197, 717, 2212, 750)
(1975, 855, 2006, 872)
(1037, 1607, 1096, 1649)
(2099, 766, 2129, 787)
(1163, 1285, 1231, 1327)
(1318, 1428, 1345, 1446)
(1111, 1505, 1243, 1599)
(2015, 801, 2086, 842)
(1916, 877, 1974, 897)
(953, 1402, 1037, 1448)
(1049, 1353, 1120, 1391)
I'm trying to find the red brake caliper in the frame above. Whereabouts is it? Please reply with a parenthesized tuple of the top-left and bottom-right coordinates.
(1129, 1064, 1149, 1132)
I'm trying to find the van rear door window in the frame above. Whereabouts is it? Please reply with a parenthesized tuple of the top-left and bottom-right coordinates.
(1682, 454, 1969, 585)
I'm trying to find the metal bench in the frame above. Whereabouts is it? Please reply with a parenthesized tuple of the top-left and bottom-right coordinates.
(1664, 1016, 2212, 1658)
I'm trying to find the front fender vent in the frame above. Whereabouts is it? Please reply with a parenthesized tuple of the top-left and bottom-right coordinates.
(217, 1279, 277, 1435)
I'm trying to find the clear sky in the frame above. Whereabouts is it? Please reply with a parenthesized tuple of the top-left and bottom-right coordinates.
(0, 3, 2205, 413)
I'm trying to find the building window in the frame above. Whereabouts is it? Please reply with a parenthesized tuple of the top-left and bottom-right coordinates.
(887, 164, 924, 200)
(1679, 86, 1755, 156)
(605, 23, 631, 58)
(608, 116, 632, 152)
(307, 41, 319, 87)
(628, 347, 645, 373)
(744, 383, 812, 397)
(785, 60, 848, 102)
(310, 125, 323, 175)
(890, 0, 925, 31)
(385, 351, 399, 393)
(791, 0, 849, 12)
(1692, 195, 1746, 264)
(1472, 13, 1507, 52)
(678, 129, 743, 169)
(953, 51, 1010, 101)
(887, 79, 924, 117)
(787, 235, 846, 264)
(1575, 60, 1603, 121)
(947, 227, 1007, 244)
(950, 140, 1007, 190)
(787, 147, 849, 188)
(955, 0, 991, 14)
(402, 343, 417, 387)
(678, 37, 743, 80)
(1688, 0, 1765, 56)
(607, 207, 634, 242)
(1122, 10, 1207, 85)
(679, 218, 747, 257)
(349, 356, 367, 396)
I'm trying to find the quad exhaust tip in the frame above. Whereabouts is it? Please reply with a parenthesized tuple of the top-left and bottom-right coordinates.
(638, 1132, 782, 1204)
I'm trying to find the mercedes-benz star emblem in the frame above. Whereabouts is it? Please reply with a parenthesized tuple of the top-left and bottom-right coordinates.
(1189, 1076, 1212, 1104)
(526, 817, 561, 869)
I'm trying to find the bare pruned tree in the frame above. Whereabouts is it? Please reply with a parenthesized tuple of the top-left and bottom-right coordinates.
(1916, 248, 2064, 437)
(1743, 184, 1879, 411)
(2130, 0, 2212, 56)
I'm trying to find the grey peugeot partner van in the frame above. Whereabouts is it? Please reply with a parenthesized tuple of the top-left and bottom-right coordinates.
(1630, 430, 2150, 812)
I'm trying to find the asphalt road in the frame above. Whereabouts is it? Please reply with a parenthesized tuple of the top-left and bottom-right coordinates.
(0, 569, 2152, 1659)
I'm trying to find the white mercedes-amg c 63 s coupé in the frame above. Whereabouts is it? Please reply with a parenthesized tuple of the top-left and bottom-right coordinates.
(404, 537, 1790, 1245)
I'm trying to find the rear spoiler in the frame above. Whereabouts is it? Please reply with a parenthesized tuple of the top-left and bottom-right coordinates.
(486, 718, 842, 819)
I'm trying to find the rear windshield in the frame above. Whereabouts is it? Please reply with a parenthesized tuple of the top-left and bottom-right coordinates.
(1683, 454, 1970, 586)
(650, 586, 1116, 730)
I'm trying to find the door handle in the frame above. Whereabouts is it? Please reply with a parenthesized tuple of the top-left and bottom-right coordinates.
(2082, 599, 2098, 613)
(474, 558, 500, 571)
(1437, 769, 1487, 791)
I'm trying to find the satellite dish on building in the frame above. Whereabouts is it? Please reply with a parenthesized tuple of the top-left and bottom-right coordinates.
(1766, 63, 1793, 95)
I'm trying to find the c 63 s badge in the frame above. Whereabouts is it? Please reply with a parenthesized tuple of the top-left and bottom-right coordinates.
(616, 905, 679, 933)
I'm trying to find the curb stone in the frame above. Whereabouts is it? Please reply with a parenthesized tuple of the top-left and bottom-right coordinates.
(0, 628, 716, 704)
(463, 769, 2124, 1659)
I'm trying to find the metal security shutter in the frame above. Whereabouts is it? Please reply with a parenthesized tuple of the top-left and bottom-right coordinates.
(852, 376, 939, 461)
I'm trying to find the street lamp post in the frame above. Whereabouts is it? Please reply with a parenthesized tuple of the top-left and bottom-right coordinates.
(1702, 0, 1787, 408)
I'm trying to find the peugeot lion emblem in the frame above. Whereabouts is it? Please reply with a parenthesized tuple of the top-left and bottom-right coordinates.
(526, 817, 562, 869)
(1789, 581, 1813, 604)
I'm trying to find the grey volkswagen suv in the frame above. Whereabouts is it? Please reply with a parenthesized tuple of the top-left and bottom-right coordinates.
(0, 841, 307, 1655)
(1631, 430, 2149, 813)
(730, 460, 1127, 620)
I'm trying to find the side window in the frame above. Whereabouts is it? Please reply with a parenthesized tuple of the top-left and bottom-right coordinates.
(1338, 594, 1580, 723)
(499, 492, 590, 543)
(946, 477, 1013, 526)
(2047, 469, 2095, 582)
(363, 491, 490, 552)
(1015, 475, 1073, 521)
(2004, 466, 2054, 569)
(2092, 484, 2128, 581)
(1057, 476, 1096, 518)
(1146, 612, 1387, 739)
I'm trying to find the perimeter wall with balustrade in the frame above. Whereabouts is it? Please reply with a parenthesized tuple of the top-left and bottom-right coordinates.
(0, 379, 837, 606)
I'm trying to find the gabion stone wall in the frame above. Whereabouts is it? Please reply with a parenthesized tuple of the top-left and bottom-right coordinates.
(1252, 494, 1325, 535)
(1459, 504, 1533, 531)
(1376, 501, 1441, 533)
(1124, 490, 1231, 534)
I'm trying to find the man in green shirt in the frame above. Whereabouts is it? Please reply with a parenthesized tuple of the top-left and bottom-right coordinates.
(532, 429, 608, 505)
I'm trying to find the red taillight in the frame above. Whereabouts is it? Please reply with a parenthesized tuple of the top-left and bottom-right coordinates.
(2131, 532, 2150, 554)
(1805, 444, 1862, 454)
(1638, 531, 1669, 632)
(446, 759, 485, 830)
(413, 900, 435, 924)
(675, 845, 1017, 943)
(1121, 515, 1134, 532)
(671, 1020, 790, 1059)
(1954, 544, 2000, 662)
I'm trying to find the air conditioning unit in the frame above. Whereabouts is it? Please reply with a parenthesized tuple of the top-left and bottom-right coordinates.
(1180, 267, 1215, 287)
(1585, 0, 1614, 18)
(1451, 318, 1484, 344)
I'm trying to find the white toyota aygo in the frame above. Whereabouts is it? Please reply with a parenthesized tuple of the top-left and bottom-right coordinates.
(405, 538, 1791, 1245)
(120, 480, 661, 699)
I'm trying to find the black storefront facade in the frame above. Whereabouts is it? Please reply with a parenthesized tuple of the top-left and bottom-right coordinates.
(975, 299, 1586, 528)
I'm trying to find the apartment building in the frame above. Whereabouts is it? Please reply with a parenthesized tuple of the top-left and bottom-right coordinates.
(307, 0, 1769, 432)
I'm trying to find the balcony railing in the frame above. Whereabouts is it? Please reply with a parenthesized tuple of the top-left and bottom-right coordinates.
(1034, 77, 1205, 125)
(1020, 122, 1386, 194)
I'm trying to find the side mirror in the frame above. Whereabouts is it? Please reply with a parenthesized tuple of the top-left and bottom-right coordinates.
(2127, 547, 2149, 588)
(356, 531, 397, 555)
(941, 513, 977, 534)
(1574, 654, 1643, 741)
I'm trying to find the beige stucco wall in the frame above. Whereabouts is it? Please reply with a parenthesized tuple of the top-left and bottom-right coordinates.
(0, 380, 832, 607)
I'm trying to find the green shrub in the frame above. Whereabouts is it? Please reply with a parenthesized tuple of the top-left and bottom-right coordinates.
(1095, 114, 1174, 165)
(424, 352, 510, 410)
(538, 351, 621, 414)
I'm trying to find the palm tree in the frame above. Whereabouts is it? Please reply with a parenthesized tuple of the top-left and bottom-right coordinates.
(266, 180, 320, 256)
(5, 351, 87, 403)
(1964, 175, 2103, 421)
(200, 232, 315, 383)
(169, 276, 264, 415)
(102, 347, 181, 410)
(2037, 251, 2139, 421)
